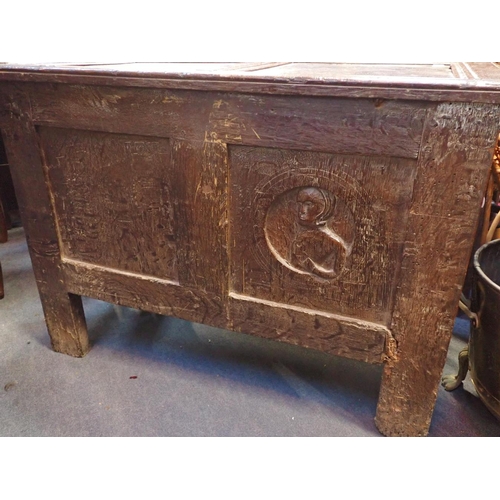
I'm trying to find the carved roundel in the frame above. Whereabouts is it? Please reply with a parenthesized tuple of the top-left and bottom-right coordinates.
(264, 186, 355, 279)
(251, 166, 365, 281)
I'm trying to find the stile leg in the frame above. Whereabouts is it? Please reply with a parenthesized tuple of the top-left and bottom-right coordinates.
(2, 114, 90, 357)
(375, 340, 452, 437)
(37, 288, 89, 357)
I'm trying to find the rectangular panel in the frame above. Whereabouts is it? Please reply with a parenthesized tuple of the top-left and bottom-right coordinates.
(39, 127, 178, 281)
(229, 146, 417, 325)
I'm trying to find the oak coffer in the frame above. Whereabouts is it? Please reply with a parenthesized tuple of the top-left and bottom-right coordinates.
(1, 62, 499, 436)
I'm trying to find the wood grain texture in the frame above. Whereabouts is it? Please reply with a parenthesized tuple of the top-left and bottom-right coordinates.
(38, 126, 178, 281)
(375, 102, 500, 437)
(2, 63, 500, 103)
(2, 65, 500, 436)
(229, 293, 392, 364)
(229, 146, 416, 325)
(1, 106, 89, 357)
(0, 63, 500, 103)
(61, 258, 226, 329)
(8, 83, 425, 159)
(27, 83, 212, 141)
(170, 139, 229, 296)
(411, 103, 500, 218)
(61, 257, 392, 364)
(206, 94, 426, 158)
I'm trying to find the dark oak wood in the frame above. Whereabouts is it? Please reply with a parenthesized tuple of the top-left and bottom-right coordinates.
(1, 63, 500, 436)
(375, 102, 500, 436)
(2, 63, 500, 103)
(38, 126, 178, 281)
(170, 139, 229, 295)
(3, 83, 427, 158)
(61, 259, 226, 329)
(1, 111, 89, 356)
(228, 293, 393, 365)
(228, 146, 417, 325)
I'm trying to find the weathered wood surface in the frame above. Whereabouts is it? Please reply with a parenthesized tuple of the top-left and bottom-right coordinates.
(1, 64, 499, 436)
(2, 63, 500, 103)
(39, 127, 178, 281)
(1, 95, 89, 356)
(228, 293, 393, 365)
(61, 258, 226, 329)
(229, 146, 417, 325)
(4, 82, 427, 158)
(170, 139, 229, 296)
(375, 102, 500, 437)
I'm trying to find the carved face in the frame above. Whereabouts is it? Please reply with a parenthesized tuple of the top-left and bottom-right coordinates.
(297, 187, 325, 225)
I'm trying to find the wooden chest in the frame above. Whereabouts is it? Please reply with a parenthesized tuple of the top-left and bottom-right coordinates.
(1, 62, 499, 436)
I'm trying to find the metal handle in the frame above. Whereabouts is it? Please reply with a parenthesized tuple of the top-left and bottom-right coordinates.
(459, 293, 479, 327)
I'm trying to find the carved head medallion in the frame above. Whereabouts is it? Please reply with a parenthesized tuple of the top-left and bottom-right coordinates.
(264, 186, 355, 279)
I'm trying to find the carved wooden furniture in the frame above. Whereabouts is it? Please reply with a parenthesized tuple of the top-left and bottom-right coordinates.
(1, 63, 499, 436)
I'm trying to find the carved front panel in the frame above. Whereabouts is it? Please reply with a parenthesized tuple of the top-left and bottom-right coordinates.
(229, 146, 417, 324)
(38, 127, 178, 281)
